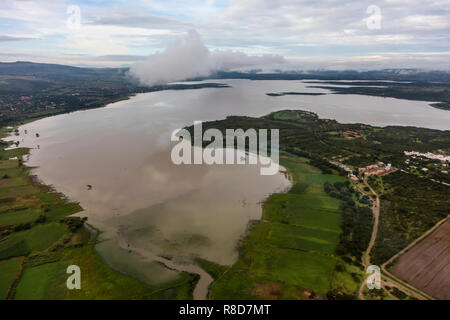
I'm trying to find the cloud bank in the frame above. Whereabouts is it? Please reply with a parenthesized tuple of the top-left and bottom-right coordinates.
(2, 1, 450, 69)
(129, 30, 286, 86)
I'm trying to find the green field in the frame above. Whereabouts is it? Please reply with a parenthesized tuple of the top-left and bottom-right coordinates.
(14, 244, 198, 300)
(207, 156, 347, 299)
(0, 223, 67, 260)
(0, 208, 41, 228)
(15, 260, 66, 300)
(0, 257, 23, 299)
(266, 223, 338, 254)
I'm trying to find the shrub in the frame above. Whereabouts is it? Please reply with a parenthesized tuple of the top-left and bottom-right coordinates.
(35, 214, 47, 224)
(60, 217, 87, 232)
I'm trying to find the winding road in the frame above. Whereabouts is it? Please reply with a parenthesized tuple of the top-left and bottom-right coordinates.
(358, 178, 380, 300)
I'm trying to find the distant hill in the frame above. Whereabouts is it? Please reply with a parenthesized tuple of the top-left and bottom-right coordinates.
(0, 61, 126, 74)
(0, 61, 228, 126)
(2, 61, 450, 82)
(0, 61, 83, 75)
(0, 62, 136, 125)
(0, 61, 128, 82)
(0, 61, 448, 127)
(204, 69, 450, 82)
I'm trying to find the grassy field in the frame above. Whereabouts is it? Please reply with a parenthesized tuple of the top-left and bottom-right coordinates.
(14, 243, 198, 300)
(204, 155, 353, 299)
(0, 223, 67, 260)
(0, 257, 23, 299)
(0, 208, 41, 228)
(370, 171, 450, 265)
(0, 129, 198, 300)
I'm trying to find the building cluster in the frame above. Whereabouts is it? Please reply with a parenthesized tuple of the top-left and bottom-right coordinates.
(358, 162, 392, 177)
(404, 151, 450, 162)
(340, 130, 361, 139)
(404, 150, 449, 175)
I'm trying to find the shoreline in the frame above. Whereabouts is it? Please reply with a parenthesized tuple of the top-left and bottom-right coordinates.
(2, 83, 449, 300)
(1, 123, 292, 300)
(0, 126, 199, 299)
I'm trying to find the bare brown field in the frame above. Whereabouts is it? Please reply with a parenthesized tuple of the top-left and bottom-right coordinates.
(390, 219, 450, 300)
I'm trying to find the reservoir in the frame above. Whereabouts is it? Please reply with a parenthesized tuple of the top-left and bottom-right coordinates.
(6, 80, 450, 298)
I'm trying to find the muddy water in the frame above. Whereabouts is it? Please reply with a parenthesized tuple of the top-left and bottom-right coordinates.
(6, 80, 450, 299)
(115, 231, 214, 300)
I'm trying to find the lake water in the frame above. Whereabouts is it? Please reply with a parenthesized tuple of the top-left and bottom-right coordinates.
(6, 80, 450, 298)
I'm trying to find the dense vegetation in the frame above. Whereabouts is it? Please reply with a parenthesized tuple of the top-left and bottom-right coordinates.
(189, 109, 450, 171)
(323, 181, 373, 261)
(370, 171, 450, 265)
(187, 109, 449, 299)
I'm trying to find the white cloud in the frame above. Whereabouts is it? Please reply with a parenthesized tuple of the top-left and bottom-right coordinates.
(129, 30, 287, 85)
(1, 0, 449, 69)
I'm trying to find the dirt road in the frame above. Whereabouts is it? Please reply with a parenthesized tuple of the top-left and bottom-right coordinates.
(357, 177, 434, 300)
(358, 178, 380, 299)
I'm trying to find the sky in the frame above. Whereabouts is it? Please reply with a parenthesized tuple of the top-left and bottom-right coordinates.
(1, 0, 449, 70)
